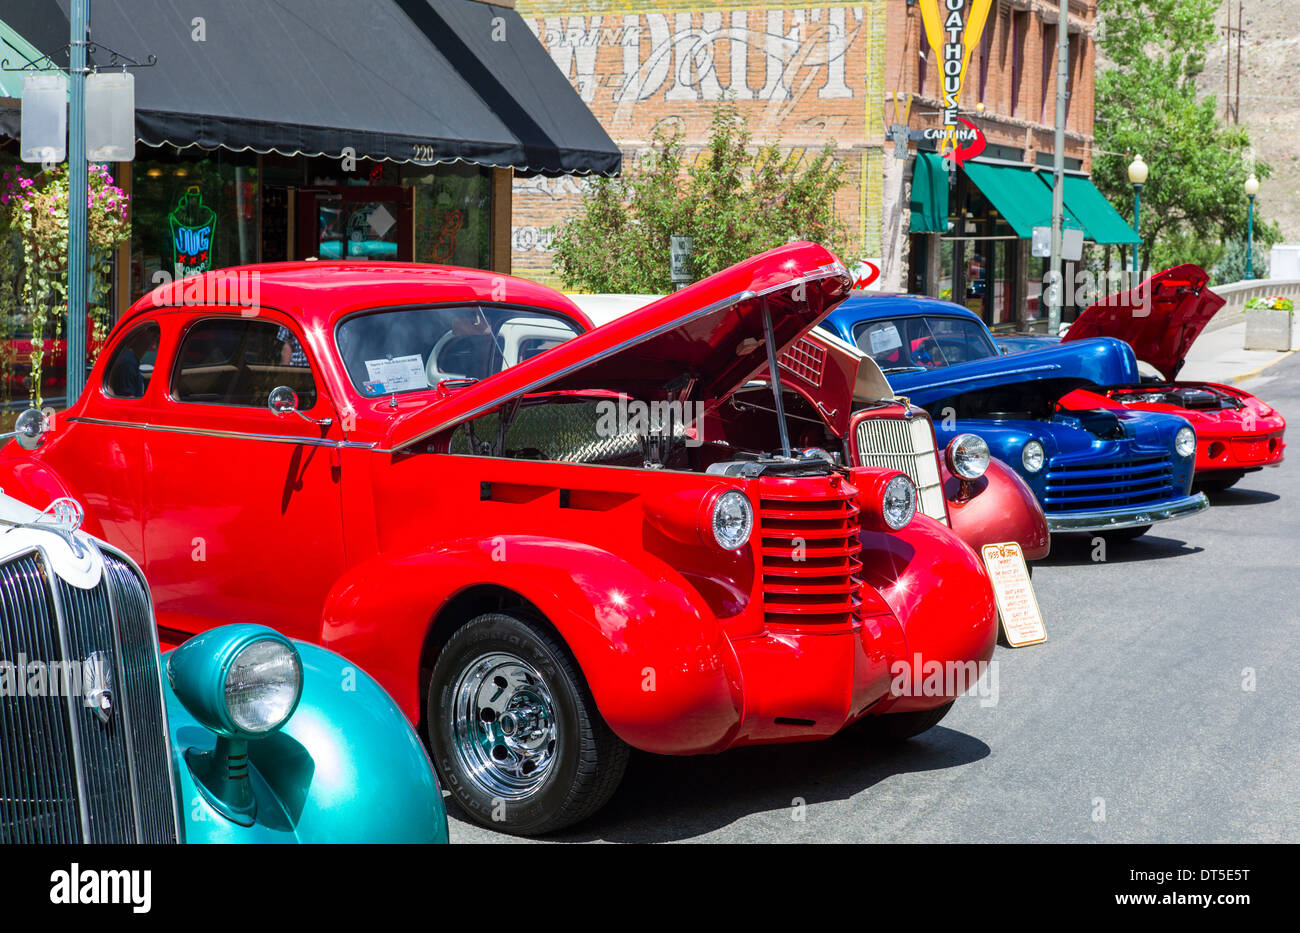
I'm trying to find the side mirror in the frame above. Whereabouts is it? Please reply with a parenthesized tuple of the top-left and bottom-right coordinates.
(0, 408, 50, 450)
(268, 385, 300, 415)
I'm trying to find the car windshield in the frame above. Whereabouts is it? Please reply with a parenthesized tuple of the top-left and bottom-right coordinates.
(852, 315, 999, 372)
(335, 304, 583, 397)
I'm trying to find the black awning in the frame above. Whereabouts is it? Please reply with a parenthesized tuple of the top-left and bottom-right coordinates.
(0, 0, 620, 176)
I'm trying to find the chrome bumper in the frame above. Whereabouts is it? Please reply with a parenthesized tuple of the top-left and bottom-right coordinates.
(1045, 492, 1210, 533)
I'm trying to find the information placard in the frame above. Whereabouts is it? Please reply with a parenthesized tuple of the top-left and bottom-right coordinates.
(980, 542, 1046, 647)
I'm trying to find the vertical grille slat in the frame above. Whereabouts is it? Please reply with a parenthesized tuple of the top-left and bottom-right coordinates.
(854, 415, 948, 523)
(0, 547, 178, 845)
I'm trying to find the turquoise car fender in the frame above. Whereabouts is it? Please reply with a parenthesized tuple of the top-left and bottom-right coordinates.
(167, 640, 448, 844)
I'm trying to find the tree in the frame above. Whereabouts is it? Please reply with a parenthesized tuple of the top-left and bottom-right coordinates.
(551, 104, 849, 293)
(1093, 0, 1280, 275)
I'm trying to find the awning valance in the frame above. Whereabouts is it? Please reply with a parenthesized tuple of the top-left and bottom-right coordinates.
(909, 151, 950, 234)
(0, 0, 620, 177)
(1037, 172, 1141, 245)
(962, 160, 1083, 238)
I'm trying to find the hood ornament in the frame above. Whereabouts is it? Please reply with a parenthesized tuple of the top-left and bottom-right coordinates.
(1, 497, 88, 558)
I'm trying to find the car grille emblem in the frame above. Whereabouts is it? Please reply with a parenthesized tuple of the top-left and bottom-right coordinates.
(84, 650, 114, 723)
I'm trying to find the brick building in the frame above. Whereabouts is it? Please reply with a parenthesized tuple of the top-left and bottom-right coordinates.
(516, 1, 1135, 325)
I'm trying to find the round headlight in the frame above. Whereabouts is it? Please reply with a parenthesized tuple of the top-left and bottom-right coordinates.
(882, 474, 917, 530)
(710, 489, 753, 550)
(1022, 440, 1045, 473)
(946, 433, 990, 480)
(1175, 425, 1196, 458)
(224, 639, 303, 735)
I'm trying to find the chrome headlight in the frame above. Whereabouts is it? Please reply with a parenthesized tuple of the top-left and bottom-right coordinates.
(1175, 426, 1196, 458)
(1022, 440, 1045, 473)
(710, 489, 753, 550)
(946, 433, 990, 480)
(225, 639, 303, 735)
(882, 474, 917, 530)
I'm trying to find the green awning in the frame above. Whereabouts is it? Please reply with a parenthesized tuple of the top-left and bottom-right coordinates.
(1037, 172, 1141, 245)
(962, 160, 1083, 238)
(0, 17, 58, 98)
(909, 151, 949, 234)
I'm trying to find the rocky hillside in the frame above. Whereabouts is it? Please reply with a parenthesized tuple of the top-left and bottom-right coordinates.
(1197, 0, 1299, 246)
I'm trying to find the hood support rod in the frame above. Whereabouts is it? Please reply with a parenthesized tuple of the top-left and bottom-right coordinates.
(760, 297, 793, 459)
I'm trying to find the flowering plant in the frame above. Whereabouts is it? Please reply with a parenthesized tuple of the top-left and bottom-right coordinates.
(0, 163, 131, 406)
(1243, 296, 1294, 313)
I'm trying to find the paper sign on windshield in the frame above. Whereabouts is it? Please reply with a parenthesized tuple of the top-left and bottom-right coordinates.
(868, 324, 903, 355)
(364, 355, 428, 393)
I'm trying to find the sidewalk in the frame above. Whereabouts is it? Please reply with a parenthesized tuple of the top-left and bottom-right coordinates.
(1177, 321, 1296, 385)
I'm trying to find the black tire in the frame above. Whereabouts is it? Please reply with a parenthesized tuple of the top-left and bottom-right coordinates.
(866, 700, 955, 742)
(1196, 472, 1243, 493)
(427, 612, 629, 835)
(1100, 524, 1150, 544)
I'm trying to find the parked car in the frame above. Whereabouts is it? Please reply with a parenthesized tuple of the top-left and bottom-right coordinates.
(571, 297, 1050, 562)
(0, 482, 446, 844)
(994, 265, 1286, 492)
(0, 243, 997, 835)
(823, 294, 1209, 540)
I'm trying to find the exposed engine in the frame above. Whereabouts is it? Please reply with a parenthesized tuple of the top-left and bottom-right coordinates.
(1110, 384, 1242, 411)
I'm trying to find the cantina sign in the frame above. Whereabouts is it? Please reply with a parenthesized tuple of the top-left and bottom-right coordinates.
(918, 0, 994, 164)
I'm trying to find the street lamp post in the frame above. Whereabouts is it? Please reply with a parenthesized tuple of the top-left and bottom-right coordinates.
(1244, 173, 1259, 280)
(1128, 154, 1148, 276)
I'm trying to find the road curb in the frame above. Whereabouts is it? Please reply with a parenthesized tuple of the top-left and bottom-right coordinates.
(1228, 349, 1297, 385)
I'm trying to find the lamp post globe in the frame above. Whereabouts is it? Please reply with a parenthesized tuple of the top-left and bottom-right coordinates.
(1128, 155, 1148, 274)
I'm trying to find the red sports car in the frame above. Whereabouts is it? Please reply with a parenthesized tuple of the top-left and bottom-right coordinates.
(0, 243, 997, 834)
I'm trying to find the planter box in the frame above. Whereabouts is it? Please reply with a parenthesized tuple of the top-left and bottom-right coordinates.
(1244, 307, 1294, 351)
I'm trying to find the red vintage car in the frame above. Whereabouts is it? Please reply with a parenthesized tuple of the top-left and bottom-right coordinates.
(0, 243, 997, 834)
(1058, 265, 1286, 491)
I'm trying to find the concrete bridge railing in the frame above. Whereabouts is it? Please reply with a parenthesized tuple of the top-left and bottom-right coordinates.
(1205, 278, 1300, 333)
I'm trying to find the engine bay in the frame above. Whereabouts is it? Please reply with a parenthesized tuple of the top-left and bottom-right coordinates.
(1108, 383, 1243, 411)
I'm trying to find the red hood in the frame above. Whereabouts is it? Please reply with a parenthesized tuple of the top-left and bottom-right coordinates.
(385, 242, 852, 449)
(1063, 264, 1225, 381)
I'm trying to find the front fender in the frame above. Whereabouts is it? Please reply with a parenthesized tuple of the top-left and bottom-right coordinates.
(169, 640, 447, 844)
(944, 458, 1050, 560)
(320, 535, 746, 756)
(0, 448, 106, 539)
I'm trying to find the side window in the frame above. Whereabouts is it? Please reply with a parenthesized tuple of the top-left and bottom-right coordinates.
(103, 322, 161, 399)
(172, 318, 318, 408)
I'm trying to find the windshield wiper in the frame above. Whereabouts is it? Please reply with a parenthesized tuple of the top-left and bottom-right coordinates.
(880, 365, 928, 374)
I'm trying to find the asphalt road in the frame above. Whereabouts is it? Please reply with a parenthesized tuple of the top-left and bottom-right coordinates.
(449, 353, 1300, 843)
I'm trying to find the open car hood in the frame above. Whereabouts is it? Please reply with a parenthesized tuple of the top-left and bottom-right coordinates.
(885, 337, 1141, 410)
(385, 242, 852, 449)
(1063, 264, 1225, 381)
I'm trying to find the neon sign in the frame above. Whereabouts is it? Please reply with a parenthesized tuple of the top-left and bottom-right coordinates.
(169, 185, 217, 275)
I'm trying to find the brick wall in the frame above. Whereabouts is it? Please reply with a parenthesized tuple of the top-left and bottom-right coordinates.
(513, 1, 888, 289)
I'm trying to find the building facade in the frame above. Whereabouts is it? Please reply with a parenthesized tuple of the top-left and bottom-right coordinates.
(519, 0, 1131, 330)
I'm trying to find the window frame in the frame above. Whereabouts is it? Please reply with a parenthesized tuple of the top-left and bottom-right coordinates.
(167, 313, 323, 411)
(100, 320, 163, 402)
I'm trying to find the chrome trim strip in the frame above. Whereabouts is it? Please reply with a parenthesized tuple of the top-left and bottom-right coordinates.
(94, 541, 184, 845)
(65, 416, 377, 450)
(1044, 492, 1210, 532)
(402, 265, 848, 449)
(41, 549, 93, 842)
(99, 547, 145, 843)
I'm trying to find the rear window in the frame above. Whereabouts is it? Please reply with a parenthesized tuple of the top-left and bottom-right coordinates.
(172, 318, 317, 408)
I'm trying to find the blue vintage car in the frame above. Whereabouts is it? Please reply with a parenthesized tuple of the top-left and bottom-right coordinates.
(821, 295, 1209, 538)
(0, 489, 447, 844)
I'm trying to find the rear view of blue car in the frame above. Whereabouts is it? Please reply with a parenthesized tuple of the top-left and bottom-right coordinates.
(822, 294, 1208, 540)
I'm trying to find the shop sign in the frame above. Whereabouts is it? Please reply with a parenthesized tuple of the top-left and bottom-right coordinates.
(918, 0, 994, 165)
(169, 185, 217, 275)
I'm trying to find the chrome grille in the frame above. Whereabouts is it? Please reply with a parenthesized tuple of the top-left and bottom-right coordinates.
(1043, 453, 1178, 513)
(853, 415, 947, 523)
(757, 477, 863, 628)
(0, 548, 179, 844)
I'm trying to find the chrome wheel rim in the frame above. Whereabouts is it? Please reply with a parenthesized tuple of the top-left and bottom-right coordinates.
(449, 652, 559, 799)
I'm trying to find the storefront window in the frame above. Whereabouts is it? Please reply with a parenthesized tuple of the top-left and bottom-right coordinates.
(130, 150, 259, 300)
(403, 163, 491, 269)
